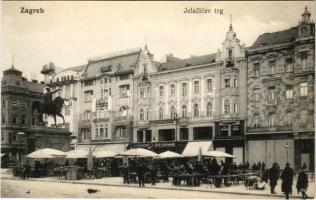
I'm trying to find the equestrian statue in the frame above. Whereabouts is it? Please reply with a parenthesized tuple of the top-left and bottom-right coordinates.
(32, 88, 65, 127)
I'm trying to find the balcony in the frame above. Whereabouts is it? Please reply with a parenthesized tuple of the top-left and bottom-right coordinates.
(135, 120, 150, 126)
(247, 126, 293, 133)
(189, 116, 213, 122)
(294, 67, 314, 75)
(149, 119, 174, 125)
(92, 118, 110, 123)
(113, 116, 132, 122)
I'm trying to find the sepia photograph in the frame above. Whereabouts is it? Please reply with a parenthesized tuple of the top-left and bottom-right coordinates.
(1, 1, 315, 199)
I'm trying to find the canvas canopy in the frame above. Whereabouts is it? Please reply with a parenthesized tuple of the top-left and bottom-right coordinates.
(26, 148, 66, 159)
(65, 149, 89, 159)
(118, 148, 159, 157)
(93, 149, 117, 158)
(204, 150, 236, 158)
(181, 141, 214, 157)
(158, 151, 183, 159)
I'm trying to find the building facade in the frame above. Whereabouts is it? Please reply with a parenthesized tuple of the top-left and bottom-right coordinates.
(41, 63, 86, 149)
(1, 66, 71, 164)
(246, 7, 315, 170)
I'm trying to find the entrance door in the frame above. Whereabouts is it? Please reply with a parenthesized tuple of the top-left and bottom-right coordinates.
(301, 153, 310, 171)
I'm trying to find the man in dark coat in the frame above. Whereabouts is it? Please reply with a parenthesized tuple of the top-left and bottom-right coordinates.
(122, 163, 129, 184)
(150, 165, 157, 186)
(136, 163, 146, 187)
(296, 167, 309, 199)
(23, 161, 31, 179)
(281, 163, 294, 199)
(269, 163, 279, 194)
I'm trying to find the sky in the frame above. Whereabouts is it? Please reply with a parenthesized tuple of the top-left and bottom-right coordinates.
(1, 1, 315, 81)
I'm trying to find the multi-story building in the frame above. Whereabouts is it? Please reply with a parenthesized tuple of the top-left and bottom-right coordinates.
(1, 66, 71, 164)
(76, 48, 153, 153)
(131, 22, 247, 164)
(41, 63, 86, 149)
(246, 7, 315, 170)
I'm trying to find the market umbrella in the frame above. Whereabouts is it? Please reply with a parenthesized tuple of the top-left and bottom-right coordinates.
(118, 148, 159, 158)
(93, 149, 117, 158)
(204, 150, 236, 158)
(1, 153, 6, 157)
(65, 149, 89, 159)
(26, 148, 66, 159)
(158, 151, 183, 159)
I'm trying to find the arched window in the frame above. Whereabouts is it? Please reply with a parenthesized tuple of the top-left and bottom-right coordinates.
(268, 114, 275, 127)
(170, 106, 176, 119)
(254, 114, 260, 127)
(193, 104, 199, 117)
(224, 100, 230, 114)
(182, 105, 187, 118)
(206, 102, 212, 116)
(139, 109, 144, 121)
(300, 110, 308, 124)
(159, 107, 164, 120)
(285, 112, 292, 126)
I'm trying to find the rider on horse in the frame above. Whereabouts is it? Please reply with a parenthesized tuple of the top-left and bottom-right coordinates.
(43, 87, 61, 114)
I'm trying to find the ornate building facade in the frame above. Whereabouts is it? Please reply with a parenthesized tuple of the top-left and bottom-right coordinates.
(246, 7, 315, 170)
(1, 66, 71, 164)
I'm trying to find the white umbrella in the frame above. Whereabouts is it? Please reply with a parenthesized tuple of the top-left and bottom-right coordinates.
(65, 149, 89, 159)
(158, 151, 183, 159)
(26, 148, 66, 159)
(118, 148, 159, 158)
(93, 149, 117, 158)
(204, 150, 236, 158)
(1, 153, 6, 157)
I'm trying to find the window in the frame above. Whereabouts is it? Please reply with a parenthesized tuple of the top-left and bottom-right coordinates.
(285, 85, 293, 99)
(21, 116, 26, 125)
(65, 85, 71, 99)
(2, 115, 5, 123)
(300, 110, 308, 124)
(300, 82, 308, 96)
(170, 106, 176, 119)
(159, 107, 164, 120)
(228, 49, 233, 61)
(109, 88, 111, 95)
(2, 100, 5, 108)
(105, 127, 108, 138)
(143, 64, 147, 74)
(285, 112, 292, 126)
(224, 100, 230, 114)
(233, 103, 238, 113)
(159, 86, 164, 97)
(180, 128, 189, 140)
(182, 82, 187, 96)
(182, 105, 187, 117)
(206, 102, 212, 116)
(119, 75, 129, 81)
(268, 86, 276, 102)
(268, 114, 275, 127)
(99, 124, 104, 138)
(193, 104, 199, 117)
(140, 88, 145, 98)
(301, 52, 308, 69)
(254, 63, 260, 76)
(84, 80, 94, 86)
(119, 85, 130, 97)
(120, 106, 128, 117)
(206, 79, 212, 92)
(286, 58, 293, 72)
(21, 101, 26, 108)
(146, 109, 149, 120)
(84, 90, 93, 102)
(84, 110, 91, 120)
(139, 109, 144, 121)
(225, 78, 230, 88)
(254, 89, 260, 102)
(269, 61, 276, 74)
(254, 115, 260, 127)
(12, 100, 17, 106)
(12, 115, 17, 124)
(65, 106, 70, 116)
(194, 81, 199, 94)
(32, 117, 36, 125)
(95, 124, 99, 139)
(1, 132, 4, 141)
(233, 76, 237, 87)
(170, 84, 176, 96)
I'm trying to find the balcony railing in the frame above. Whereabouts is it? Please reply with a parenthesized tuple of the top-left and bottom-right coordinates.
(247, 126, 293, 133)
(113, 116, 133, 121)
(92, 118, 110, 123)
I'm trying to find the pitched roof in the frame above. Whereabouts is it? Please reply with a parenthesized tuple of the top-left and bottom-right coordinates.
(249, 27, 297, 49)
(158, 53, 217, 71)
(59, 64, 87, 74)
(84, 48, 142, 78)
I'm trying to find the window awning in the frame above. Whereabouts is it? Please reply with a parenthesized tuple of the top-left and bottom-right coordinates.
(77, 143, 128, 153)
(181, 141, 214, 157)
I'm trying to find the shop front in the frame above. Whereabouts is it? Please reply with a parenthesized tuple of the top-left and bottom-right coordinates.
(128, 141, 187, 154)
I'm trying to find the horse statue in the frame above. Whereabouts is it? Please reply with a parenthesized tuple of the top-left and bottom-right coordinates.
(32, 89, 65, 127)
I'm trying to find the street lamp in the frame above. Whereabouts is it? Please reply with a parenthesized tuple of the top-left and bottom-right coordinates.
(285, 142, 290, 163)
(173, 113, 178, 142)
(17, 132, 25, 170)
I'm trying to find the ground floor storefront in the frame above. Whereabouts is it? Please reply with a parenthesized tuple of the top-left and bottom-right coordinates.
(245, 132, 314, 171)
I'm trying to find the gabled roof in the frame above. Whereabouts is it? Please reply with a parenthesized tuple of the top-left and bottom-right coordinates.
(158, 53, 217, 71)
(84, 48, 142, 78)
(59, 64, 87, 74)
(249, 27, 297, 49)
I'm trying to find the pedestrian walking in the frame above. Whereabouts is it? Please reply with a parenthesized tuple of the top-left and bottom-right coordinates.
(23, 161, 31, 180)
(269, 163, 279, 194)
(150, 165, 157, 186)
(136, 162, 146, 187)
(281, 163, 294, 199)
(296, 166, 309, 199)
(122, 163, 129, 184)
